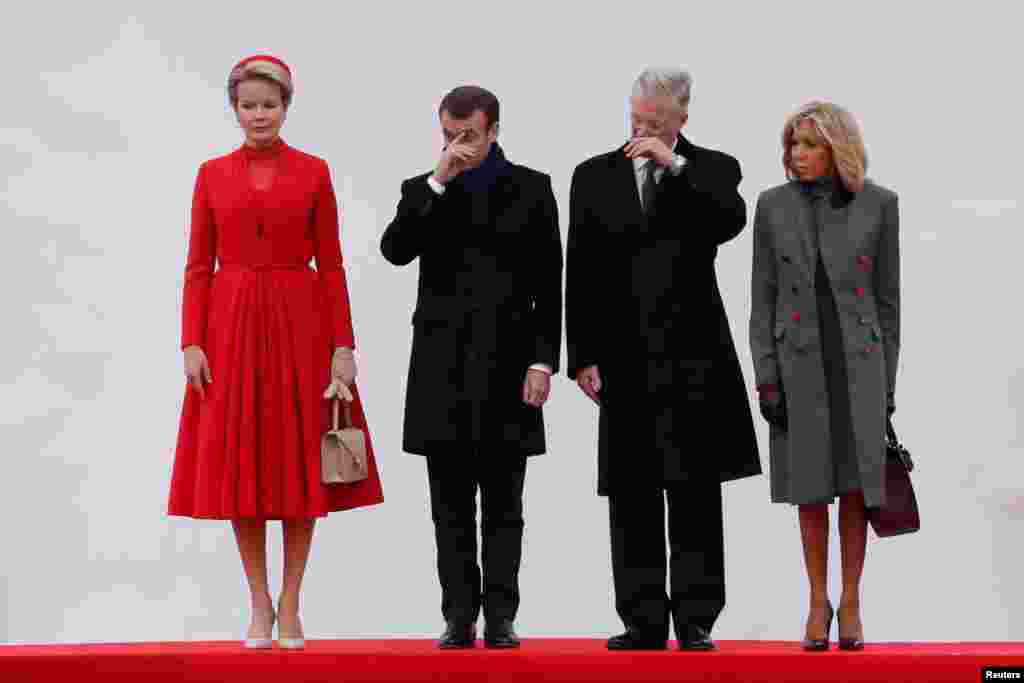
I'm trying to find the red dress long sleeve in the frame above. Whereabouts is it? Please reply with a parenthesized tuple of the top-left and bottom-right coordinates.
(311, 161, 356, 349)
(169, 139, 383, 519)
(181, 164, 215, 349)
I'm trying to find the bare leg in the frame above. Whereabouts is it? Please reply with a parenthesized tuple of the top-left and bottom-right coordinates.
(838, 491, 868, 640)
(231, 520, 274, 639)
(798, 503, 830, 640)
(279, 518, 316, 639)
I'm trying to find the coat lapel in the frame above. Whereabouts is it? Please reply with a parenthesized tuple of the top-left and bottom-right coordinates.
(487, 162, 521, 232)
(627, 133, 697, 232)
(610, 144, 647, 232)
(817, 200, 843, 278)
(776, 187, 817, 285)
(805, 182, 858, 283)
(817, 191, 864, 283)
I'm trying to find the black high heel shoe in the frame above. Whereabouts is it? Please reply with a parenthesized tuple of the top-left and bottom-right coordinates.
(801, 602, 834, 651)
(837, 606, 865, 651)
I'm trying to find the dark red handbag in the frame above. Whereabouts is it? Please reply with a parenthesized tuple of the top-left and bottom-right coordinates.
(867, 418, 920, 537)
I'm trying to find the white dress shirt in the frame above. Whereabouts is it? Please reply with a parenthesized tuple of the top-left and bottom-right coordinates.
(633, 138, 685, 211)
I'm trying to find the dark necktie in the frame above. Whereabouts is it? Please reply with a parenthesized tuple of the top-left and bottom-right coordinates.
(641, 160, 658, 216)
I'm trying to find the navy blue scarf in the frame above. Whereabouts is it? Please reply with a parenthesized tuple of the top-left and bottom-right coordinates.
(456, 142, 509, 194)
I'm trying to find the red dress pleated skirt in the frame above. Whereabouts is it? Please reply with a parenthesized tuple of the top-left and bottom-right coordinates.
(168, 266, 384, 519)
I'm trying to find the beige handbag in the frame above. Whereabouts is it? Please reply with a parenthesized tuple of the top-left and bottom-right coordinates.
(321, 398, 368, 484)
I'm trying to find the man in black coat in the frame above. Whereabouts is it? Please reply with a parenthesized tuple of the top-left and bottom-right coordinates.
(565, 67, 761, 651)
(381, 86, 562, 650)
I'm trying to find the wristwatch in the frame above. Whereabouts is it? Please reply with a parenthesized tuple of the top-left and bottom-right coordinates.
(670, 153, 687, 175)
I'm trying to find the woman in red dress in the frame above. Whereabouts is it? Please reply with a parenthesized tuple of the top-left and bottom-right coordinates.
(168, 55, 383, 649)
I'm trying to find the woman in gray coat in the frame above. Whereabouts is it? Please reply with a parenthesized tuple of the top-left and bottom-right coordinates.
(749, 101, 900, 651)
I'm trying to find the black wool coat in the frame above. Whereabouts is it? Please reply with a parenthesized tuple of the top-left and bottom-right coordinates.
(566, 134, 762, 494)
(381, 158, 562, 456)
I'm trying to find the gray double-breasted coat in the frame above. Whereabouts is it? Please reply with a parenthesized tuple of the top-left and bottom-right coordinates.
(750, 179, 900, 507)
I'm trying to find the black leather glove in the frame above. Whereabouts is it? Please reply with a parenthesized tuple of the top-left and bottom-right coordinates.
(759, 387, 788, 431)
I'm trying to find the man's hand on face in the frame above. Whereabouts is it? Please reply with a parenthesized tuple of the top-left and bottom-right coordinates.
(624, 136, 675, 168)
(433, 130, 474, 185)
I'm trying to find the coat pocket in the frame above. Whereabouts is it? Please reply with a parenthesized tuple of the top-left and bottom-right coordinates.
(852, 313, 882, 344)
(778, 320, 820, 353)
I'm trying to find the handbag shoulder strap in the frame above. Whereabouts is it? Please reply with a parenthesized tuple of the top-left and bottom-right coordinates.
(886, 416, 914, 471)
(886, 416, 898, 445)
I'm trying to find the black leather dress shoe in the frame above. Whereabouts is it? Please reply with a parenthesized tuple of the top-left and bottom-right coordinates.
(677, 625, 717, 651)
(484, 620, 520, 649)
(606, 630, 667, 651)
(438, 622, 476, 649)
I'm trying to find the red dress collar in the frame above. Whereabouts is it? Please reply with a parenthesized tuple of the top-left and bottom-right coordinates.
(240, 137, 286, 161)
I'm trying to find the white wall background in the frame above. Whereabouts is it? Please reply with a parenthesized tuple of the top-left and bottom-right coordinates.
(1, 0, 1021, 644)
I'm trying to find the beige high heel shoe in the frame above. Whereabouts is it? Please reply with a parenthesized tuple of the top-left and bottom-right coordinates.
(243, 608, 276, 650)
(277, 603, 305, 650)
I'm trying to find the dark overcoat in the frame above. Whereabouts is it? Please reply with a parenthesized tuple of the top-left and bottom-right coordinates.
(566, 134, 762, 495)
(381, 158, 562, 456)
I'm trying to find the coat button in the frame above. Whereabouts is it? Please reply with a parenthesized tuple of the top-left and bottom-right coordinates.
(791, 312, 801, 322)
(855, 287, 866, 297)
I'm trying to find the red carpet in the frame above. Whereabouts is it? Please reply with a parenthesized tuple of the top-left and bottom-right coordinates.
(2, 639, 1023, 682)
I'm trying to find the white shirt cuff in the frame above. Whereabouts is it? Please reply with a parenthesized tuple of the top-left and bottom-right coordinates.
(528, 363, 553, 374)
(426, 175, 446, 195)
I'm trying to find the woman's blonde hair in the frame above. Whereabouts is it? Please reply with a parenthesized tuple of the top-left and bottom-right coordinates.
(228, 56, 293, 109)
(782, 101, 867, 192)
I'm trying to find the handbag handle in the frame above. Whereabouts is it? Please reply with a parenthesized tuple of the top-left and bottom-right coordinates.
(886, 416, 915, 472)
(885, 416, 898, 445)
(331, 396, 355, 431)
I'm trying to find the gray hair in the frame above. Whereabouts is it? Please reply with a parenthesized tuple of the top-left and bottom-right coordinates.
(632, 67, 693, 114)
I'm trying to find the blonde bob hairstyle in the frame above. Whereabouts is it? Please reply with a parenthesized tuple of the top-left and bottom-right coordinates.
(227, 57, 293, 110)
(782, 101, 867, 193)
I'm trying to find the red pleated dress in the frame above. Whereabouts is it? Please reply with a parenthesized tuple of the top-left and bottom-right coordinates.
(168, 138, 384, 519)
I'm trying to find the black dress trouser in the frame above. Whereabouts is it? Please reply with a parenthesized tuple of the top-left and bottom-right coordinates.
(426, 454, 528, 625)
(608, 481, 725, 639)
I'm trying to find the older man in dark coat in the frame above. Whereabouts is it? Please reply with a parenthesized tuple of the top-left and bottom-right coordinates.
(381, 86, 562, 650)
(566, 67, 761, 651)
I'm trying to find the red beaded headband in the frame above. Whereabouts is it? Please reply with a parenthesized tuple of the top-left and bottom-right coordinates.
(232, 54, 292, 77)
